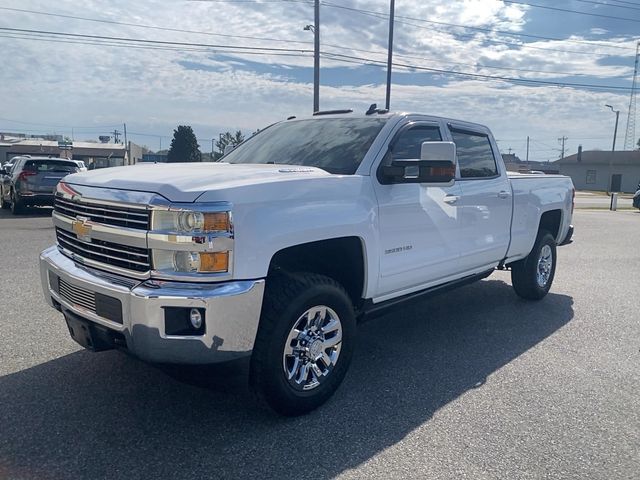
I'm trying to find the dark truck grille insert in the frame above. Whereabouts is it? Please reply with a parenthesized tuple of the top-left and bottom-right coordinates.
(54, 196, 150, 230)
(56, 227, 151, 273)
(49, 272, 123, 324)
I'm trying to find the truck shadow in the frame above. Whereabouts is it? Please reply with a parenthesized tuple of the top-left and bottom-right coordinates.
(0, 279, 573, 480)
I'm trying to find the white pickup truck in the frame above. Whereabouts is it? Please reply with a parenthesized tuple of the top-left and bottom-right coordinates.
(40, 111, 574, 415)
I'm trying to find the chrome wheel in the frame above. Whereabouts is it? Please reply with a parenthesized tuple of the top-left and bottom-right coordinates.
(282, 305, 343, 391)
(536, 244, 553, 288)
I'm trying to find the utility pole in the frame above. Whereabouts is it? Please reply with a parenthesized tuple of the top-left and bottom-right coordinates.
(605, 104, 620, 192)
(123, 123, 128, 164)
(385, 0, 395, 111)
(558, 136, 567, 159)
(623, 41, 638, 150)
(314, 0, 320, 112)
(111, 129, 121, 143)
(526, 136, 530, 169)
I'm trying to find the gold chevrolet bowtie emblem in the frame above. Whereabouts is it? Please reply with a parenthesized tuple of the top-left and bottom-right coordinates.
(72, 216, 92, 242)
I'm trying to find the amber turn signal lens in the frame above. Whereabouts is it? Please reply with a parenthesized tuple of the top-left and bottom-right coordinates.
(199, 252, 229, 272)
(203, 212, 231, 232)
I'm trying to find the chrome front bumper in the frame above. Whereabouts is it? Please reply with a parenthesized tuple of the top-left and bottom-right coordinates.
(39, 246, 265, 364)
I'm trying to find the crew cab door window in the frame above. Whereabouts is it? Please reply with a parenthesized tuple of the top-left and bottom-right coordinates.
(450, 130, 498, 178)
(391, 125, 442, 160)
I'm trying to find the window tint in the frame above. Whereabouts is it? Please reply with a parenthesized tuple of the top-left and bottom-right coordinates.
(224, 118, 387, 175)
(450, 130, 498, 178)
(24, 160, 78, 173)
(391, 125, 442, 160)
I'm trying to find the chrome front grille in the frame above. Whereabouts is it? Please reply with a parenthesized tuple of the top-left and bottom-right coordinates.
(58, 277, 96, 312)
(54, 196, 150, 230)
(56, 227, 151, 273)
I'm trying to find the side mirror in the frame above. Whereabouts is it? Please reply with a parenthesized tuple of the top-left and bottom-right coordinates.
(381, 141, 457, 185)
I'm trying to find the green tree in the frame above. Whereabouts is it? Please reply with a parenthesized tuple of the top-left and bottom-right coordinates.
(167, 125, 201, 163)
(215, 130, 245, 158)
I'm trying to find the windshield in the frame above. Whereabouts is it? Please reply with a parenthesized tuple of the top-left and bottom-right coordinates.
(24, 160, 79, 173)
(224, 117, 387, 175)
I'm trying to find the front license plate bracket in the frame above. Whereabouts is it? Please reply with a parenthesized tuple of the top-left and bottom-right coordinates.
(64, 310, 116, 352)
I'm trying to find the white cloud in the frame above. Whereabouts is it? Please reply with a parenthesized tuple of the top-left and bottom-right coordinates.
(0, 0, 634, 157)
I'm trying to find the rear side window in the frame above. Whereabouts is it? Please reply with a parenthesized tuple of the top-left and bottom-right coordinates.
(450, 129, 498, 178)
(391, 125, 442, 160)
(24, 160, 78, 173)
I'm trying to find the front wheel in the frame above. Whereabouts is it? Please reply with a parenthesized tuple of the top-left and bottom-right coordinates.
(511, 230, 557, 300)
(249, 272, 356, 416)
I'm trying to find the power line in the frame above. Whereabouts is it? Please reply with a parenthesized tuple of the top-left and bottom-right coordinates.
(321, 1, 637, 53)
(5, 3, 635, 60)
(0, 116, 121, 129)
(320, 51, 635, 91)
(4, 30, 625, 85)
(0, 33, 312, 58)
(502, 0, 640, 23)
(1, 27, 635, 92)
(0, 6, 315, 47)
(0, 27, 312, 53)
(571, 0, 640, 12)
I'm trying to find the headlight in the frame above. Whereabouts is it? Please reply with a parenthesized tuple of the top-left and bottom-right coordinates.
(153, 250, 229, 273)
(152, 210, 231, 233)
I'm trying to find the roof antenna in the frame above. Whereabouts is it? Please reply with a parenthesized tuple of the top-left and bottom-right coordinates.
(366, 103, 377, 115)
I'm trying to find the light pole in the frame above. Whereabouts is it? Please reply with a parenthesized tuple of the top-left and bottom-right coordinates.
(304, 0, 320, 113)
(605, 104, 620, 192)
(385, 0, 395, 111)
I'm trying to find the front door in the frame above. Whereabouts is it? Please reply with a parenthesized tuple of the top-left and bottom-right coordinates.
(373, 122, 462, 298)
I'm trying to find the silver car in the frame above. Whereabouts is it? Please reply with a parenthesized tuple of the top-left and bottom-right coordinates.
(0, 156, 79, 214)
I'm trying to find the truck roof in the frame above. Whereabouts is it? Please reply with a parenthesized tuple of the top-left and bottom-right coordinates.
(286, 110, 492, 135)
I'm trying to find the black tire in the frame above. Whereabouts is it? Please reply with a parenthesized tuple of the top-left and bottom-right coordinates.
(0, 189, 9, 210)
(10, 191, 24, 215)
(249, 272, 356, 416)
(511, 230, 557, 300)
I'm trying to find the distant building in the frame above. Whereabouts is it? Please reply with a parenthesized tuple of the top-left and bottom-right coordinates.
(501, 153, 559, 174)
(0, 135, 145, 169)
(141, 153, 168, 163)
(554, 149, 640, 193)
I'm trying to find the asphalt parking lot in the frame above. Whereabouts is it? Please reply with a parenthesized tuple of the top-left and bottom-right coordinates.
(0, 207, 638, 480)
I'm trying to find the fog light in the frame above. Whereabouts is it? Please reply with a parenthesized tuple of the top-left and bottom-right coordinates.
(189, 308, 203, 329)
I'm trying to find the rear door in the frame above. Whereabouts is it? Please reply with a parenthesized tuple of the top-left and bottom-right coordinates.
(372, 120, 463, 297)
(447, 125, 512, 272)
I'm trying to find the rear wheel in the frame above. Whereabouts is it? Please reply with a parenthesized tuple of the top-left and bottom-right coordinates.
(250, 272, 356, 416)
(511, 230, 557, 300)
(10, 191, 24, 215)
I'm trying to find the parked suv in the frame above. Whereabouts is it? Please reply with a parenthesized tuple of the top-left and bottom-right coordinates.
(1, 156, 79, 214)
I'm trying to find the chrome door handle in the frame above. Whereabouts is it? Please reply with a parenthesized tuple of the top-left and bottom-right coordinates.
(443, 195, 459, 204)
(498, 190, 511, 199)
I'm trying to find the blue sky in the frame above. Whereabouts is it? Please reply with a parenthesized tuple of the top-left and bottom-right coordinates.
(0, 0, 638, 162)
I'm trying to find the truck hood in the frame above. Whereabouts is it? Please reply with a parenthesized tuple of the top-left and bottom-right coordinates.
(64, 162, 333, 202)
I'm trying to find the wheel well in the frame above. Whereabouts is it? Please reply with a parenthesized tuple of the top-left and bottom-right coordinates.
(539, 209, 561, 240)
(268, 237, 366, 308)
